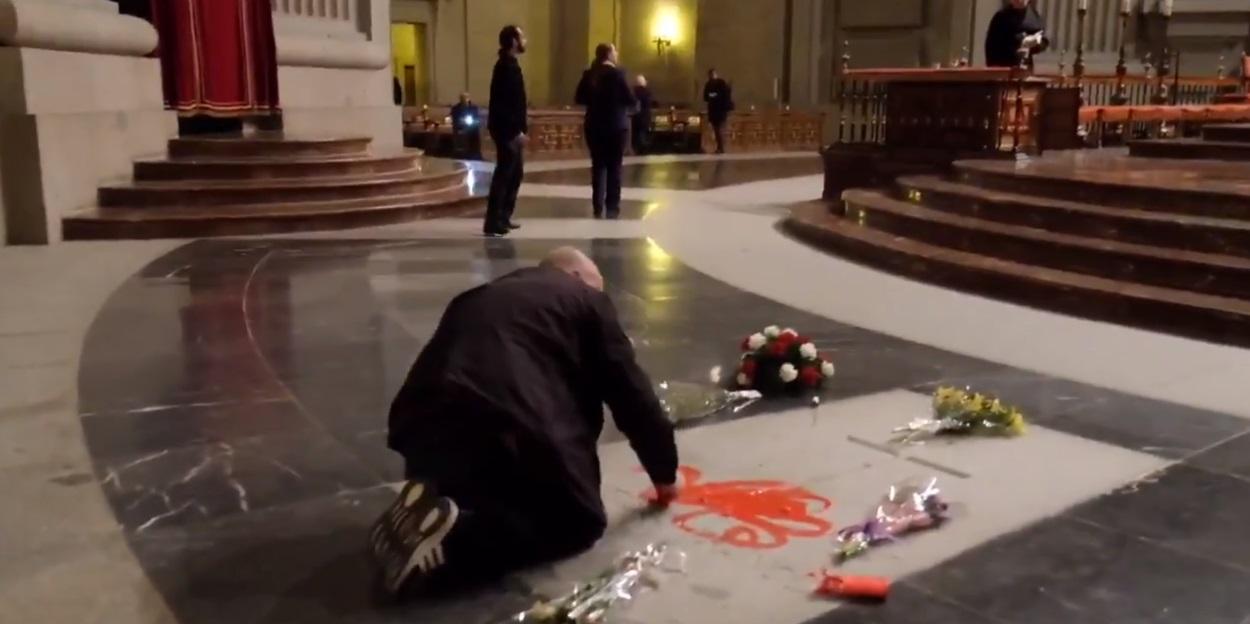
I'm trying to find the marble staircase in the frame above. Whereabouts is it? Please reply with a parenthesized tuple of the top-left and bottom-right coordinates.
(63, 133, 482, 240)
(787, 149, 1250, 346)
(1130, 124, 1250, 161)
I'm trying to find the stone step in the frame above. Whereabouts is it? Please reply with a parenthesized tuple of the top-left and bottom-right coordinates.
(954, 159, 1250, 220)
(842, 189, 1250, 300)
(784, 201, 1250, 347)
(166, 134, 372, 160)
(133, 151, 422, 181)
(1129, 139, 1250, 161)
(98, 166, 466, 208)
(896, 175, 1250, 258)
(1203, 124, 1250, 143)
(63, 184, 483, 240)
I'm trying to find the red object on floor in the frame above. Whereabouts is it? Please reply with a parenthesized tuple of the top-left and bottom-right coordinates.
(815, 572, 891, 601)
(150, 0, 280, 115)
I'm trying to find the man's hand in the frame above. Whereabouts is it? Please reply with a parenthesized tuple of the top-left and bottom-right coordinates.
(650, 483, 679, 508)
(1023, 32, 1044, 48)
(511, 132, 529, 150)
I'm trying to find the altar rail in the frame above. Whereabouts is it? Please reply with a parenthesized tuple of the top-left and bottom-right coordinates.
(403, 106, 822, 159)
(835, 69, 1246, 150)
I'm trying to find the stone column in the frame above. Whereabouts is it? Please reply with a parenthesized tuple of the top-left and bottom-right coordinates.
(0, 0, 174, 245)
(270, 0, 397, 148)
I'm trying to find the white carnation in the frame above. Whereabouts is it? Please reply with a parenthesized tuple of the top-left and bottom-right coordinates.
(746, 333, 767, 350)
(781, 328, 798, 339)
(709, 366, 723, 384)
(736, 372, 751, 387)
(799, 342, 818, 360)
(821, 360, 836, 378)
(763, 325, 781, 338)
(779, 363, 799, 383)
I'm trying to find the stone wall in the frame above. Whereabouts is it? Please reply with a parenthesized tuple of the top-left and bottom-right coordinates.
(693, 0, 787, 107)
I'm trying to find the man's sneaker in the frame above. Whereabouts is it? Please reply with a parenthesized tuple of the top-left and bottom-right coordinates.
(369, 481, 461, 595)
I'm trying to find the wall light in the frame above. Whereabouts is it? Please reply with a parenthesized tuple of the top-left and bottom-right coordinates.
(651, 4, 681, 55)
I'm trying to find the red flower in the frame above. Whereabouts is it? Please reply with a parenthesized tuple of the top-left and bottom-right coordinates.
(740, 336, 752, 351)
(741, 358, 758, 377)
(800, 366, 823, 388)
(770, 341, 789, 357)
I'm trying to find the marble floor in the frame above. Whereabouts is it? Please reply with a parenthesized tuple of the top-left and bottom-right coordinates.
(6, 153, 1250, 624)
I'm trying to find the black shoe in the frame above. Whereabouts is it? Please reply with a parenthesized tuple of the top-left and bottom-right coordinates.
(483, 229, 507, 238)
(605, 210, 620, 220)
(505, 221, 521, 230)
(593, 212, 604, 219)
(370, 480, 461, 596)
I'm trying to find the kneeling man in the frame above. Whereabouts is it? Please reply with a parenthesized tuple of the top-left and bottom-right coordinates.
(371, 247, 679, 595)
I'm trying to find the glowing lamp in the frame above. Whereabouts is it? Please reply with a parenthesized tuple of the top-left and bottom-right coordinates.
(651, 5, 681, 55)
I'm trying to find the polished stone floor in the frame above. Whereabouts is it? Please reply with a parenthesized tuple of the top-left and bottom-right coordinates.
(9, 154, 1250, 624)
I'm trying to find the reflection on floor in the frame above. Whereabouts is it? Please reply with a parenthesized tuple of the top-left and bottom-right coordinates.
(524, 156, 826, 190)
(75, 237, 1250, 624)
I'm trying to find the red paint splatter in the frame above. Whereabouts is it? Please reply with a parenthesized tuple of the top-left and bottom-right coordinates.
(641, 465, 834, 549)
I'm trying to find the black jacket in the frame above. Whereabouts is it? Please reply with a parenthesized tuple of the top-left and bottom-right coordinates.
(575, 63, 638, 134)
(703, 78, 733, 122)
(388, 267, 678, 526)
(488, 53, 528, 142)
(985, 6, 1049, 68)
(633, 85, 653, 123)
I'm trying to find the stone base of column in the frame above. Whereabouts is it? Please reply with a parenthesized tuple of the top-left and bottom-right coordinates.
(0, 46, 173, 245)
(277, 65, 399, 149)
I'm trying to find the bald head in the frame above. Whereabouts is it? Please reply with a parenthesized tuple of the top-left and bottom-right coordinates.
(540, 246, 604, 291)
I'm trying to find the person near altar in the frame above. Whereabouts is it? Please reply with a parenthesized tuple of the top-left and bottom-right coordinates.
(985, 0, 1050, 69)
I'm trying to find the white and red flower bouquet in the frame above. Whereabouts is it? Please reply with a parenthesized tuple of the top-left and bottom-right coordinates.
(736, 325, 835, 396)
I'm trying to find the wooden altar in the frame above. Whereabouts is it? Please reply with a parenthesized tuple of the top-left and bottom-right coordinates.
(823, 67, 1081, 201)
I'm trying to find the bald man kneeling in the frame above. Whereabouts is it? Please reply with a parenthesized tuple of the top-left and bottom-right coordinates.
(371, 247, 679, 597)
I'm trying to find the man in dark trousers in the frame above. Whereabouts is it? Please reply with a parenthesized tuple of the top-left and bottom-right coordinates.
(484, 25, 529, 237)
(576, 43, 637, 219)
(631, 75, 653, 155)
(985, 0, 1049, 69)
(369, 246, 680, 596)
(703, 68, 733, 154)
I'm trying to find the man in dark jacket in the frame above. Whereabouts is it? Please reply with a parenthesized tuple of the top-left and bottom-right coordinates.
(485, 25, 529, 237)
(985, 0, 1049, 69)
(575, 43, 637, 219)
(370, 246, 680, 596)
(631, 75, 653, 155)
(703, 68, 733, 154)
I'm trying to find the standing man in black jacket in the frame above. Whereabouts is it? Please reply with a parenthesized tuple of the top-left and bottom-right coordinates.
(703, 68, 733, 154)
(576, 43, 637, 219)
(631, 75, 653, 155)
(370, 246, 680, 596)
(484, 25, 528, 237)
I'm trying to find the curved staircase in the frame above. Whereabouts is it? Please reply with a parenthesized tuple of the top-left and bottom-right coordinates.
(63, 133, 482, 240)
(787, 142, 1250, 346)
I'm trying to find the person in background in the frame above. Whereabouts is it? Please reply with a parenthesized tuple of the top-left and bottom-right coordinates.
(631, 75, 654, 155)
(702, 68, 733, 154)
(576, 43, 637, 220)
(450, 93, 481, 133)
(485, 25, 529, 237)
(393, 76, 403, 106)
(370, 246, 679, 597)
(985, 0, 1049, 69)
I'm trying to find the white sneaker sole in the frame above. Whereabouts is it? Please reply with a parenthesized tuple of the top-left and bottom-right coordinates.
(383, 498, 459, 594)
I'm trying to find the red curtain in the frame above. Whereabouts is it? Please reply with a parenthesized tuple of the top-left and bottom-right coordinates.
(150, 0, 280, 116)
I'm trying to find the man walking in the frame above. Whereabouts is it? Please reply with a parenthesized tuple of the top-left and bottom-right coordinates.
(485, 25, 528, 237)
(631, 75, 653, 155)
(370, 246, 679, 596)
(702, 68, 733, 154)
(576, 43, 637, 219)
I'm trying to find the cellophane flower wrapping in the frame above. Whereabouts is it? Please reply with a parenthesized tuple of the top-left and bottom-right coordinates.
(835, 478, 948, 563)
(511, 543, 682, 623)
(657, 380, 762, 425)
(893, 386, 1027, 443)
